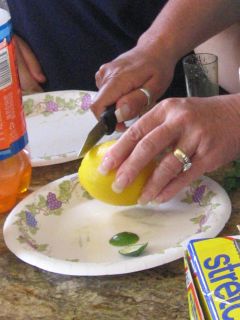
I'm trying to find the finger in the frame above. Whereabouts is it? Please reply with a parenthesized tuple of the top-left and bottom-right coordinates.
(98, 104, 167, 173)
(143, 74, 170, 106)
(114, 69, 173, 123)
(96, 58, 152, 90)
(94, 74, 165, 123)
(95, 65, 105, 89)
(15, 45, 44, 93)
(14, 35, 46, 83)
(138, 140, 198, 204)
(154, 158, 204, 203)
(91, 76, 135, 119)
(20, 74, 44, 94)
(106, 122, 181, 194)
(115, 87, 153, 123)
(115, 122, 127, 132)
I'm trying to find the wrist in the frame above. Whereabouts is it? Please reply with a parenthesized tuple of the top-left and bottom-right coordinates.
(137, 32, 180, 67)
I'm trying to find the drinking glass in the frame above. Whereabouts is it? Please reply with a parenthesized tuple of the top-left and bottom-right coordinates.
(183, 53, 219, 97)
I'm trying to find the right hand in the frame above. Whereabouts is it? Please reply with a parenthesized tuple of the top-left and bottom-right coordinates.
(91, 42, 177, 126)
(14, 35, 46, 94)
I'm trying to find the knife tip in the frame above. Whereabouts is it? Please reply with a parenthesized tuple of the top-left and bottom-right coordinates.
(78, 150, 85, 159)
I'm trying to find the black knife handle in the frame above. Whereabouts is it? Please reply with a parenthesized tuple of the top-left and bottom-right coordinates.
(100, 105, 117, 135)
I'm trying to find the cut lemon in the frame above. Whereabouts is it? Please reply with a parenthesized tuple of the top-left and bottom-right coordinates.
(109, 232, 139, 246)
(78, 140, 155, 206)
(119, 243, 148, 257)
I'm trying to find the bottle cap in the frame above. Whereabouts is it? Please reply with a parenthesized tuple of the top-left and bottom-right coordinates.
(0, 8, 11, 42)
(0, 133, 28, 160)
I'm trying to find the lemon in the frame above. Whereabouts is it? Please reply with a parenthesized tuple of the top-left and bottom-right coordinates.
(78, 140, 155, 206)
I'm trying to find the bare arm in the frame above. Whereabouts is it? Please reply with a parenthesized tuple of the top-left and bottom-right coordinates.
(92, 0, 240, 121)
(138, 0, 240, 63)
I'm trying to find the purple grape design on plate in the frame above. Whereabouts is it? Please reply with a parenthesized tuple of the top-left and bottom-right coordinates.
(193, 185, 206, 203)
(46, 101, 59, 112)
(15, 177, 79, 252)
(23, 92, 93, 117)
(25, 211, 37, 228)
(81, 93, 92, 110)
(46, 192, 62, 210)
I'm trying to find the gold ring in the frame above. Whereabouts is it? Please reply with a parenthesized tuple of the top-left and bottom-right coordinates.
(139, 88, 152, 107)
(173, 148, 192, 172)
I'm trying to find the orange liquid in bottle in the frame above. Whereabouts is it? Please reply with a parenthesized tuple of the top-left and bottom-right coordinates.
(0, 149, 32, 214)
(0, 6, 32, 214)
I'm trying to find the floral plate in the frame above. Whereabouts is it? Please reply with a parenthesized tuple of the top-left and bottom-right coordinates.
(23, 90, 120, 167)
(3, 174, 231, 276)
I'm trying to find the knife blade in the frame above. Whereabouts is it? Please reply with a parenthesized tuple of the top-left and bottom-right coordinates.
(78, 105, 117, 158)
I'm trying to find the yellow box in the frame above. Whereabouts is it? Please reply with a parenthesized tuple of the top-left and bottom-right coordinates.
(185, 236, 240, 320)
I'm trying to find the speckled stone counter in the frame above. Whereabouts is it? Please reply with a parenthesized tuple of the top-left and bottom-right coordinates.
(0, 161, 239, 320)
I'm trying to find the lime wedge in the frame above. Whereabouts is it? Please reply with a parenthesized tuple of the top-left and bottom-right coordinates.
(109, 232, 139, 246)
(119, 242, 148, 257)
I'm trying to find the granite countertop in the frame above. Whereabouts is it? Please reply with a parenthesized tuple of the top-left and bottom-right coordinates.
(0, 160, 239, 320)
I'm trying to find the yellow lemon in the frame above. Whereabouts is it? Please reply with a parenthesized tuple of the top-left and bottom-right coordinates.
(78, 140, 155, 206)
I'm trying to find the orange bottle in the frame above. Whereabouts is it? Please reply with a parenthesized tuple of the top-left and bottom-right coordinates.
(0, 1, 32, 214)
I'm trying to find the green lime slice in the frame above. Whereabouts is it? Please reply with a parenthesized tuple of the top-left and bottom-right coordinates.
(119, 243, 148, 257)
(109, 232, 139, 246)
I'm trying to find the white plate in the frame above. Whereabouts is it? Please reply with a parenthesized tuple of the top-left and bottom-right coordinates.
(3, 174, 231, 276)
(23, 90, 120, 167)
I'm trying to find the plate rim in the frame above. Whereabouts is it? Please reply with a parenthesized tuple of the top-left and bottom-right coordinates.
(3, 174, 232, 276)
(23, 90, 97, 167)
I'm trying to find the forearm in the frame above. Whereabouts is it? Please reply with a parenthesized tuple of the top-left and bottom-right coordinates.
(138, 0, 240, 63)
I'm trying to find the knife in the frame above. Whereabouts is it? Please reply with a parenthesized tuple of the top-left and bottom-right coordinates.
(78, 105, 117, 158)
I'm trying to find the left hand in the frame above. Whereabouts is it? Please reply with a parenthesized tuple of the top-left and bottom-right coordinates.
(98, 94, 240, 204)
(14, 35, 46, 94)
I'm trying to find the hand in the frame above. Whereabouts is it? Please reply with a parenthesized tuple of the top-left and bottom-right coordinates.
(98, 94, 240, 203)
(14, 35, 46, 94)
(91, 43, 176, 128)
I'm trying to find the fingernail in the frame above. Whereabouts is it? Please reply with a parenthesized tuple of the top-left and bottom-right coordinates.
(138, 193, 152, 206)
(112, 174, 128, 193)
(98, 156, 114, 175)
(154, 196, 163, 204)
(38, 74, 46, 82)
(115, 104, 130, 123)
(34, 73, 46, 83)
(137, 198, 149, 206)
